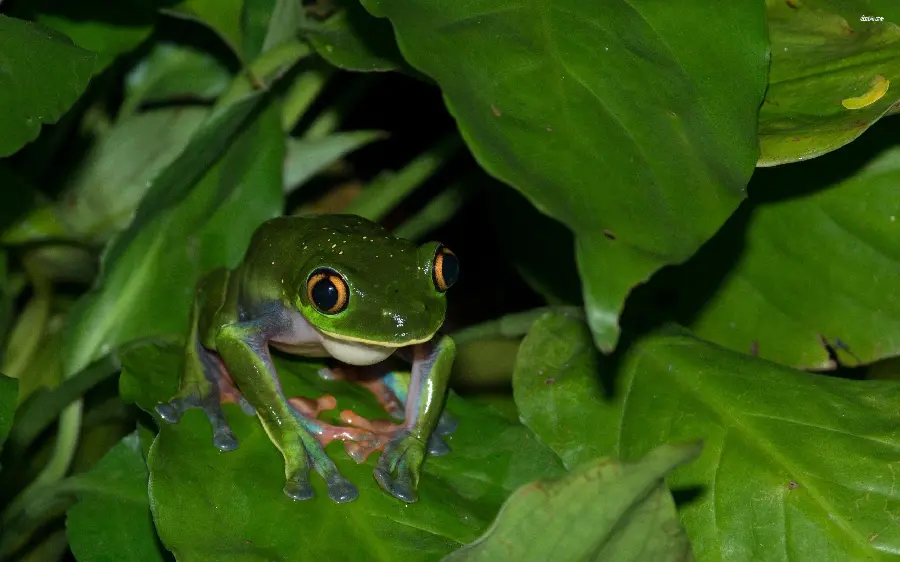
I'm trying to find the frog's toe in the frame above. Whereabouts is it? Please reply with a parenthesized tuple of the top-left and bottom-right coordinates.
(427, 433, 451, 456)
(374, 468, 417, 503)
(325, 476, 359, 503)
(435, 411, 458, 436)
(426, 412, 456, 455)
(156, 393, 202, 423)
(212, 428, 239, 451)
(284, 476, 315, 501)
(156, 393, 240, 451)
(237, 396, 256, 416)
(155, 401, 185, 424)
(374, 432, 426, 503)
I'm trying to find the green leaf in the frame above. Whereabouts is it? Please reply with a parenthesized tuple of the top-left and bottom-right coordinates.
(11, 313, 64, 404)
(360, 0, 769, 352)
(165, 0, 245, 60)
(392, 181, 471, 241)
(13, 530, 69, 562)
(0, 374, 17, 453)
(283, 131, 386, 193)
(123, 42, 232, 112)
(515, 312, 900, 560)
(344, 135, 461, 221)
(0, 15, 96, 157)
(56, 107, 209, 243)
(303, 0, 408, 72)
(280, 66, 335, 131)
(244, 0, 303, 61)
(0, 254, 13, 355)
(12, 0, 162, 75)
(512, 310, 604, 470)
(120, 340, 564, 561)
(7, 354, 120, 454)
(645, 143, 900, 369)
(444, 443, 700, 562)
(66, 433, 168, 562)
(1, 290, 51, 381)
(62, 101, 283, 380)
(759, 0, 900, 166)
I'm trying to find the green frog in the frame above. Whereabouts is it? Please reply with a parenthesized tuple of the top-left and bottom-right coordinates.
(155, 214, 459, 504)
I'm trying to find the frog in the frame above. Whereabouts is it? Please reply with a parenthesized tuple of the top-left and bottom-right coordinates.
(154, 214, 459, 504)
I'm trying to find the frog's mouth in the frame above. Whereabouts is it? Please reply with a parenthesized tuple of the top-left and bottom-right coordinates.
(316, 330, 433, 366)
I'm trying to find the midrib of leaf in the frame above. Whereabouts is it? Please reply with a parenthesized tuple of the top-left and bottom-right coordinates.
(768, 52, 900, 87)
(536, 0, 661, 226)
(643, 350, 878, 557)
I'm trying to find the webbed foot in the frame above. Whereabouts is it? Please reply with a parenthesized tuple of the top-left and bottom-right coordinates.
(280, 395, 365, 503)
(157, 346, 256, 451)
(373, 431, 427, 503)
(284, 465, 358, 503)
(427, 413, 458, 456)
(383, 370, 459, 453)
(156, 386, 241, 451)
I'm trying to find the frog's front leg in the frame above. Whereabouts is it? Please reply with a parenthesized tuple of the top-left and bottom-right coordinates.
(215, 312, 358, 503)
(379, 369, 458, 456)
(156, 342, 255, 451)
(372, 335, 456, 503)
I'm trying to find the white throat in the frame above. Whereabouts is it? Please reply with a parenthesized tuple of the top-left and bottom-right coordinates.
(318, 331, 396, 365)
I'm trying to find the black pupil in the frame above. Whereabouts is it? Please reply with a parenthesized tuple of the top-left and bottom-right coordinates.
(441, 252, 459, 288)
(311, 277, 339, 311)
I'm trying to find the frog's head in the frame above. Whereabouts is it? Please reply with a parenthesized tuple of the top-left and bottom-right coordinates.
(293, 216, 458, 365)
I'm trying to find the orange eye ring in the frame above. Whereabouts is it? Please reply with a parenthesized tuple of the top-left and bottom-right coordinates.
(306, 268, 349, 314)
(432, 246, 459, 293)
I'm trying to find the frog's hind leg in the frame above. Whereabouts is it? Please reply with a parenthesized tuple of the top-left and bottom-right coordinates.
(156, 302, 254, 451)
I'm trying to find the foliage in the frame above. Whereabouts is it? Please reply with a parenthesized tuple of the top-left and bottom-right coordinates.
(0, 1, 899, 561)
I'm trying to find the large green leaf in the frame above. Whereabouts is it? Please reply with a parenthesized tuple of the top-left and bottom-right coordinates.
(119, 341, 564, 561)
(66, 433, 169, 562)
(54, 107, 209, 243)
(123, 42, 232, 112)
(759, 0, 900, 166)
(0, 374, 17, 454)
(11, 0, 164, 75)
(515, 312, 900, 560)
(62, 102, 283, 380)
(360, 0, 769, 352)
(0, 15, 95, 157)
(445, 443, 699, 562)
(642, 143, 900, 369)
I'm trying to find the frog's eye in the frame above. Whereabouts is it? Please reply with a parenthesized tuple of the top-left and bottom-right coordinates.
(432, 246, 459, 293)
(307, 268, 349, 314)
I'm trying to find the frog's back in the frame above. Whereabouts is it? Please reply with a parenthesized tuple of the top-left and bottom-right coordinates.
(243, 214, 383, 265)
(247, 214, 393, 250)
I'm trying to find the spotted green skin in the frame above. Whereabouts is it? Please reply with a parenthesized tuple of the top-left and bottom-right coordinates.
(155, 214, 456, 504)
